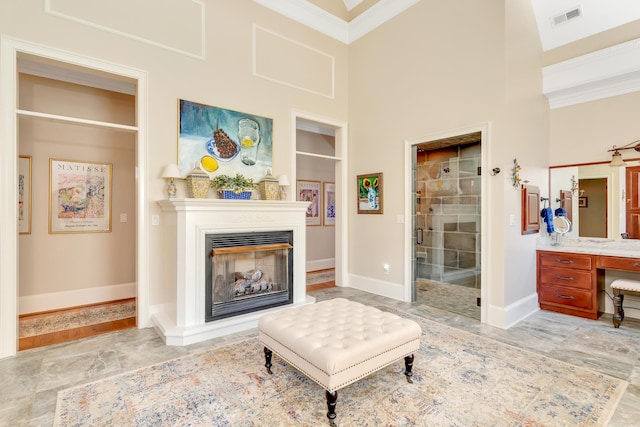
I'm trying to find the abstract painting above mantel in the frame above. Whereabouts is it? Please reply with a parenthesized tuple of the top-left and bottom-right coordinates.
(178, 99, 273, 183)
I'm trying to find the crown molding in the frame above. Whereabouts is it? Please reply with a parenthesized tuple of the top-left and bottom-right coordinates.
(543, 37, 640, 109)
(253, 0, 420, 44)
(348, 0, 420, 43)
(254, 0, 349, 43)
(342, 0, 363, 12)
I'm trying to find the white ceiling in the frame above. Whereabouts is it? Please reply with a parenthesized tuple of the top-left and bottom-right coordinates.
(531, 0, 640, 51)
(262, 1, 640, 50)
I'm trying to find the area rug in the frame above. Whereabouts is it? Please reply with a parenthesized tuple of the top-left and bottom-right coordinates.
(306, 268, 335, 285)
(19, 299, 136, 338)
(54, 309, 627, 426)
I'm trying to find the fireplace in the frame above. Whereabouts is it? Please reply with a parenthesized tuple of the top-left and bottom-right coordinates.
(206, 231, 293, 321)
(154, 199, 313, 346)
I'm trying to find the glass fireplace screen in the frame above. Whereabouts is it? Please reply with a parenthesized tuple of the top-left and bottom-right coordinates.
(205, 231, 293, 321)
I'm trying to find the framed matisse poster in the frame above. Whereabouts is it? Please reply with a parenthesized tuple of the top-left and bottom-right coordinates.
(357, 172, 383, 214)
(323, 182, 335, 226)
(178, 99, 273, 183)
(49, 159, 112, 234)
(297, 180, 321, 226)
(18, 155, 32, 234)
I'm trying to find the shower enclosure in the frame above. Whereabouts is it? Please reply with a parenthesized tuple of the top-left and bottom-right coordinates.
(413, 139, 481, 317)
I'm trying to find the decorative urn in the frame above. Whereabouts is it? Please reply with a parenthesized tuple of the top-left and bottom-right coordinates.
(186, 164, 210, 198)
(258, 169, 280, 200)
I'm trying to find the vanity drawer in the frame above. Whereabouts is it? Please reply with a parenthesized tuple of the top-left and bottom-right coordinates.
(539, 267, 592, 290)
(539, 252, 592, 271)
(598, 256, 640, 273)
(539, 284, 592, 310)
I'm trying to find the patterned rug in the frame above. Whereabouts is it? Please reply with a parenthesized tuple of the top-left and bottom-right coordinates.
(54, 309, 627, 426)
(306, 269, 335, 285)
(19, 300, 136, 338)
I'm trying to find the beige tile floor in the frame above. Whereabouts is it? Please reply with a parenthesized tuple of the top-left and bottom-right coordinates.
(1, 287, 639, 426)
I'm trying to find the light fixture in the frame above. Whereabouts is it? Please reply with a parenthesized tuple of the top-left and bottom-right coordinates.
(608, 140, 640, 167)
(570, 175, 579, 195)
(161, 163, 182, 198)
(278, 174, 290, 200)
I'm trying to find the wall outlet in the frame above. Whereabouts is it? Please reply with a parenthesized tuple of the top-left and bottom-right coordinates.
(152, 214, 160, 226)
(120, 213, 128, 223)
(383, 263, 390, 274)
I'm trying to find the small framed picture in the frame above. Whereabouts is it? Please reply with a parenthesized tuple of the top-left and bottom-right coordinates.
(357, 172, 383, 214)
(297, 180, 321, 226)
(49, 159, 112, 234)
(578, 196, 588, 208)
(323, 182, 335, 226)
(18, 155, 32, 234)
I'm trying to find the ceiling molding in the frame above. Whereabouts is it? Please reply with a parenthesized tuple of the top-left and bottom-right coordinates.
(543, 37, 640, 109)
(342, 0, 364, 12)
(254, 0, 349, 43)
(349, 0, 420, 43)
(253, 0, 420, 44)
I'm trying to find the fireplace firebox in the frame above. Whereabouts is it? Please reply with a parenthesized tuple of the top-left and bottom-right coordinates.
(205, 231, 294, 322)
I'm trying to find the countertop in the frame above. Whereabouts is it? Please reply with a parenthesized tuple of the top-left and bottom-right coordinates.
(536, 237, 640, 258)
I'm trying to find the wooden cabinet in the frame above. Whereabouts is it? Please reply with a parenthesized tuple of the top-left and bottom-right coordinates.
(536, 251, 604, 319)
(597, 256, 640, 272)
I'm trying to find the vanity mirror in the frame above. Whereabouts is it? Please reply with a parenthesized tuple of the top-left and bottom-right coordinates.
(549, 159, 640, 239)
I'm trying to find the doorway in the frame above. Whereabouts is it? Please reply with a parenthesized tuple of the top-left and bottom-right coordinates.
(412, 132, 482, 320)
(625, 166, 640, 238)
(0, 37, 149, 359)
(578, 178, 607, 238)
(293, 112, 348, 291)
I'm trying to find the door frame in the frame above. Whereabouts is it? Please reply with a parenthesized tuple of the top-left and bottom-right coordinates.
(292, 110, 348, 289)
(0, 36, 149, 358)
(403, 123, 490, 321)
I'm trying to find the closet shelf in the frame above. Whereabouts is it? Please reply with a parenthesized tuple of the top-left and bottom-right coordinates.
(296, 150, 342, 161)
(17, 109, 138, 133)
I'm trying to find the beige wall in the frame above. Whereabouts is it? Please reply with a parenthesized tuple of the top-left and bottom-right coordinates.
(348, 0, 549, 317)
(17, 74, 136, 304)
(10, 0, 637, 327)
(549, 92, 640, 166)
(2, 0, 349, 312)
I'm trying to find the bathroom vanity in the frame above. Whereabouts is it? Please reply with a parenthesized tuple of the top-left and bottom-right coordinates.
(536, 238, 640, 319)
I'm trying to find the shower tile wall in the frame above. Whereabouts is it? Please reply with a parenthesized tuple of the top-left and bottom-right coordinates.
(416, 145, 481, 288)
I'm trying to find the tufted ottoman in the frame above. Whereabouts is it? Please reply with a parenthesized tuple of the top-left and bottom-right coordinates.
(258, 298, 422, 422)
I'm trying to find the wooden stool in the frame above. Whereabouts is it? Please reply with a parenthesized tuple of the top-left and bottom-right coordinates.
(611, 279, 640, 328)
(258, 298, 421, 422)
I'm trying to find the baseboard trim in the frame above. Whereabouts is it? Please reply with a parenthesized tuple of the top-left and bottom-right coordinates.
(347, 274, 406, 301)
(19, 282, 136, 315)
(487, 292, 539, 329)
(306, 258, 335, 272)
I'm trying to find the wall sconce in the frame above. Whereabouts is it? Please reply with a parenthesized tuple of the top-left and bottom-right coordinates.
(608, 140, 640, 167)
(570, 175, 579, 195)
(511, 158, 529, 190)
(161, 163, 182, 199)
(278, 174, 290, 200)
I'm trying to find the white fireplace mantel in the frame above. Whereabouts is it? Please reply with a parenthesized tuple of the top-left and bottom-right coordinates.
(153, 198, 314, 345)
